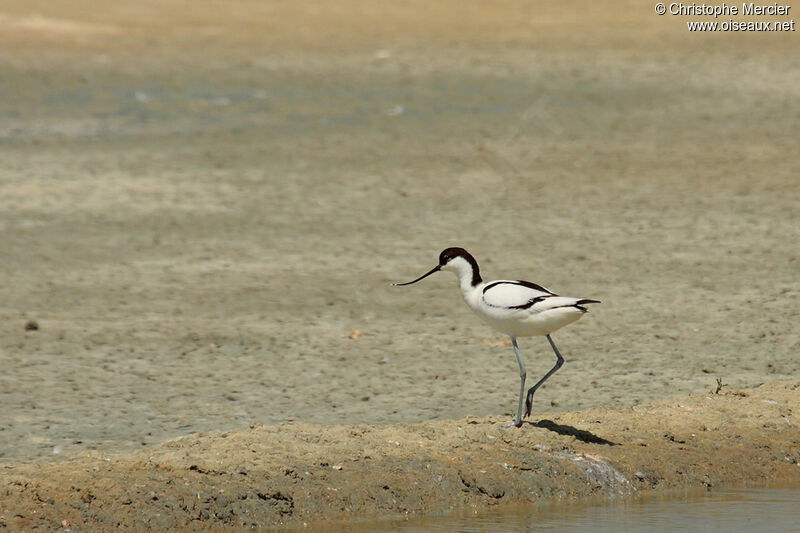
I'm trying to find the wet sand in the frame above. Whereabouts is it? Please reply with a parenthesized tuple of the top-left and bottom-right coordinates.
(1, 0, 799, 528)
(3, 382, 799, 529)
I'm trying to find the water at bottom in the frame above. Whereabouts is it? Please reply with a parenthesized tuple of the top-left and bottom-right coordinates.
(364, 486, 800, 533)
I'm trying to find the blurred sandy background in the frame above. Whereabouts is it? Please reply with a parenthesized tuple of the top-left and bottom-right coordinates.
(1, 0, 798, 463)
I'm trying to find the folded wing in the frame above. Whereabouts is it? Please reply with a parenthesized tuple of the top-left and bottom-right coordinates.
(482, 280, 555, 309)
(482, 280, 599, 313)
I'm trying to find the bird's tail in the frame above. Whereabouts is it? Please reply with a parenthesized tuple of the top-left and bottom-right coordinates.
(575, 298, 601, 312)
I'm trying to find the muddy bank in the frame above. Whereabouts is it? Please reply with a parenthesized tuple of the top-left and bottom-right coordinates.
(2, 381, 798, 530)
(2, 0, 800, 466)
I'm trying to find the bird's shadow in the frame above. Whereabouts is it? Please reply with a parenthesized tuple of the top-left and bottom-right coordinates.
(529, 419, 618, 446)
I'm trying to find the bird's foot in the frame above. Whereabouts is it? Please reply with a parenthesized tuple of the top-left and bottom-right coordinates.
(524, 394, 534, 418)
(501, 419, 524, 429)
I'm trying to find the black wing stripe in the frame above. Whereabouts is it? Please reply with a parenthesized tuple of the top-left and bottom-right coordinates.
(553, 300, 600, 312)
(513, 280, 555, 294)
(482, 280, 556, 296)
(508, 295, 550, 310)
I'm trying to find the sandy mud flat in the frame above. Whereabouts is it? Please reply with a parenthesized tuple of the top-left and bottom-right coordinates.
(1, 0, 798, 529)
(2, 382, 799, 529)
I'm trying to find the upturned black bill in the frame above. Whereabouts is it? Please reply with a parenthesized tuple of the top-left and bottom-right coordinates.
(393, 265, 441, 286)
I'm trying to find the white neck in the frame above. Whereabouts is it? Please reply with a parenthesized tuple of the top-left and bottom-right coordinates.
(444, 256, 483, 295)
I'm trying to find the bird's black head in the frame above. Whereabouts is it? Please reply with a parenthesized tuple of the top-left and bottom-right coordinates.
(439, 247, 471, 266)
(438, 247, 482, 286)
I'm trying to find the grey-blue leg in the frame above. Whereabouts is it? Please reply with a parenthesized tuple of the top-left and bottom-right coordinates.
(505, 335, 526, 428)
(524, 334, 564, 418)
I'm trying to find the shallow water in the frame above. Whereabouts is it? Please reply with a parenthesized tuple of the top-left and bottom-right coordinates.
(358, 487, 800, 533)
